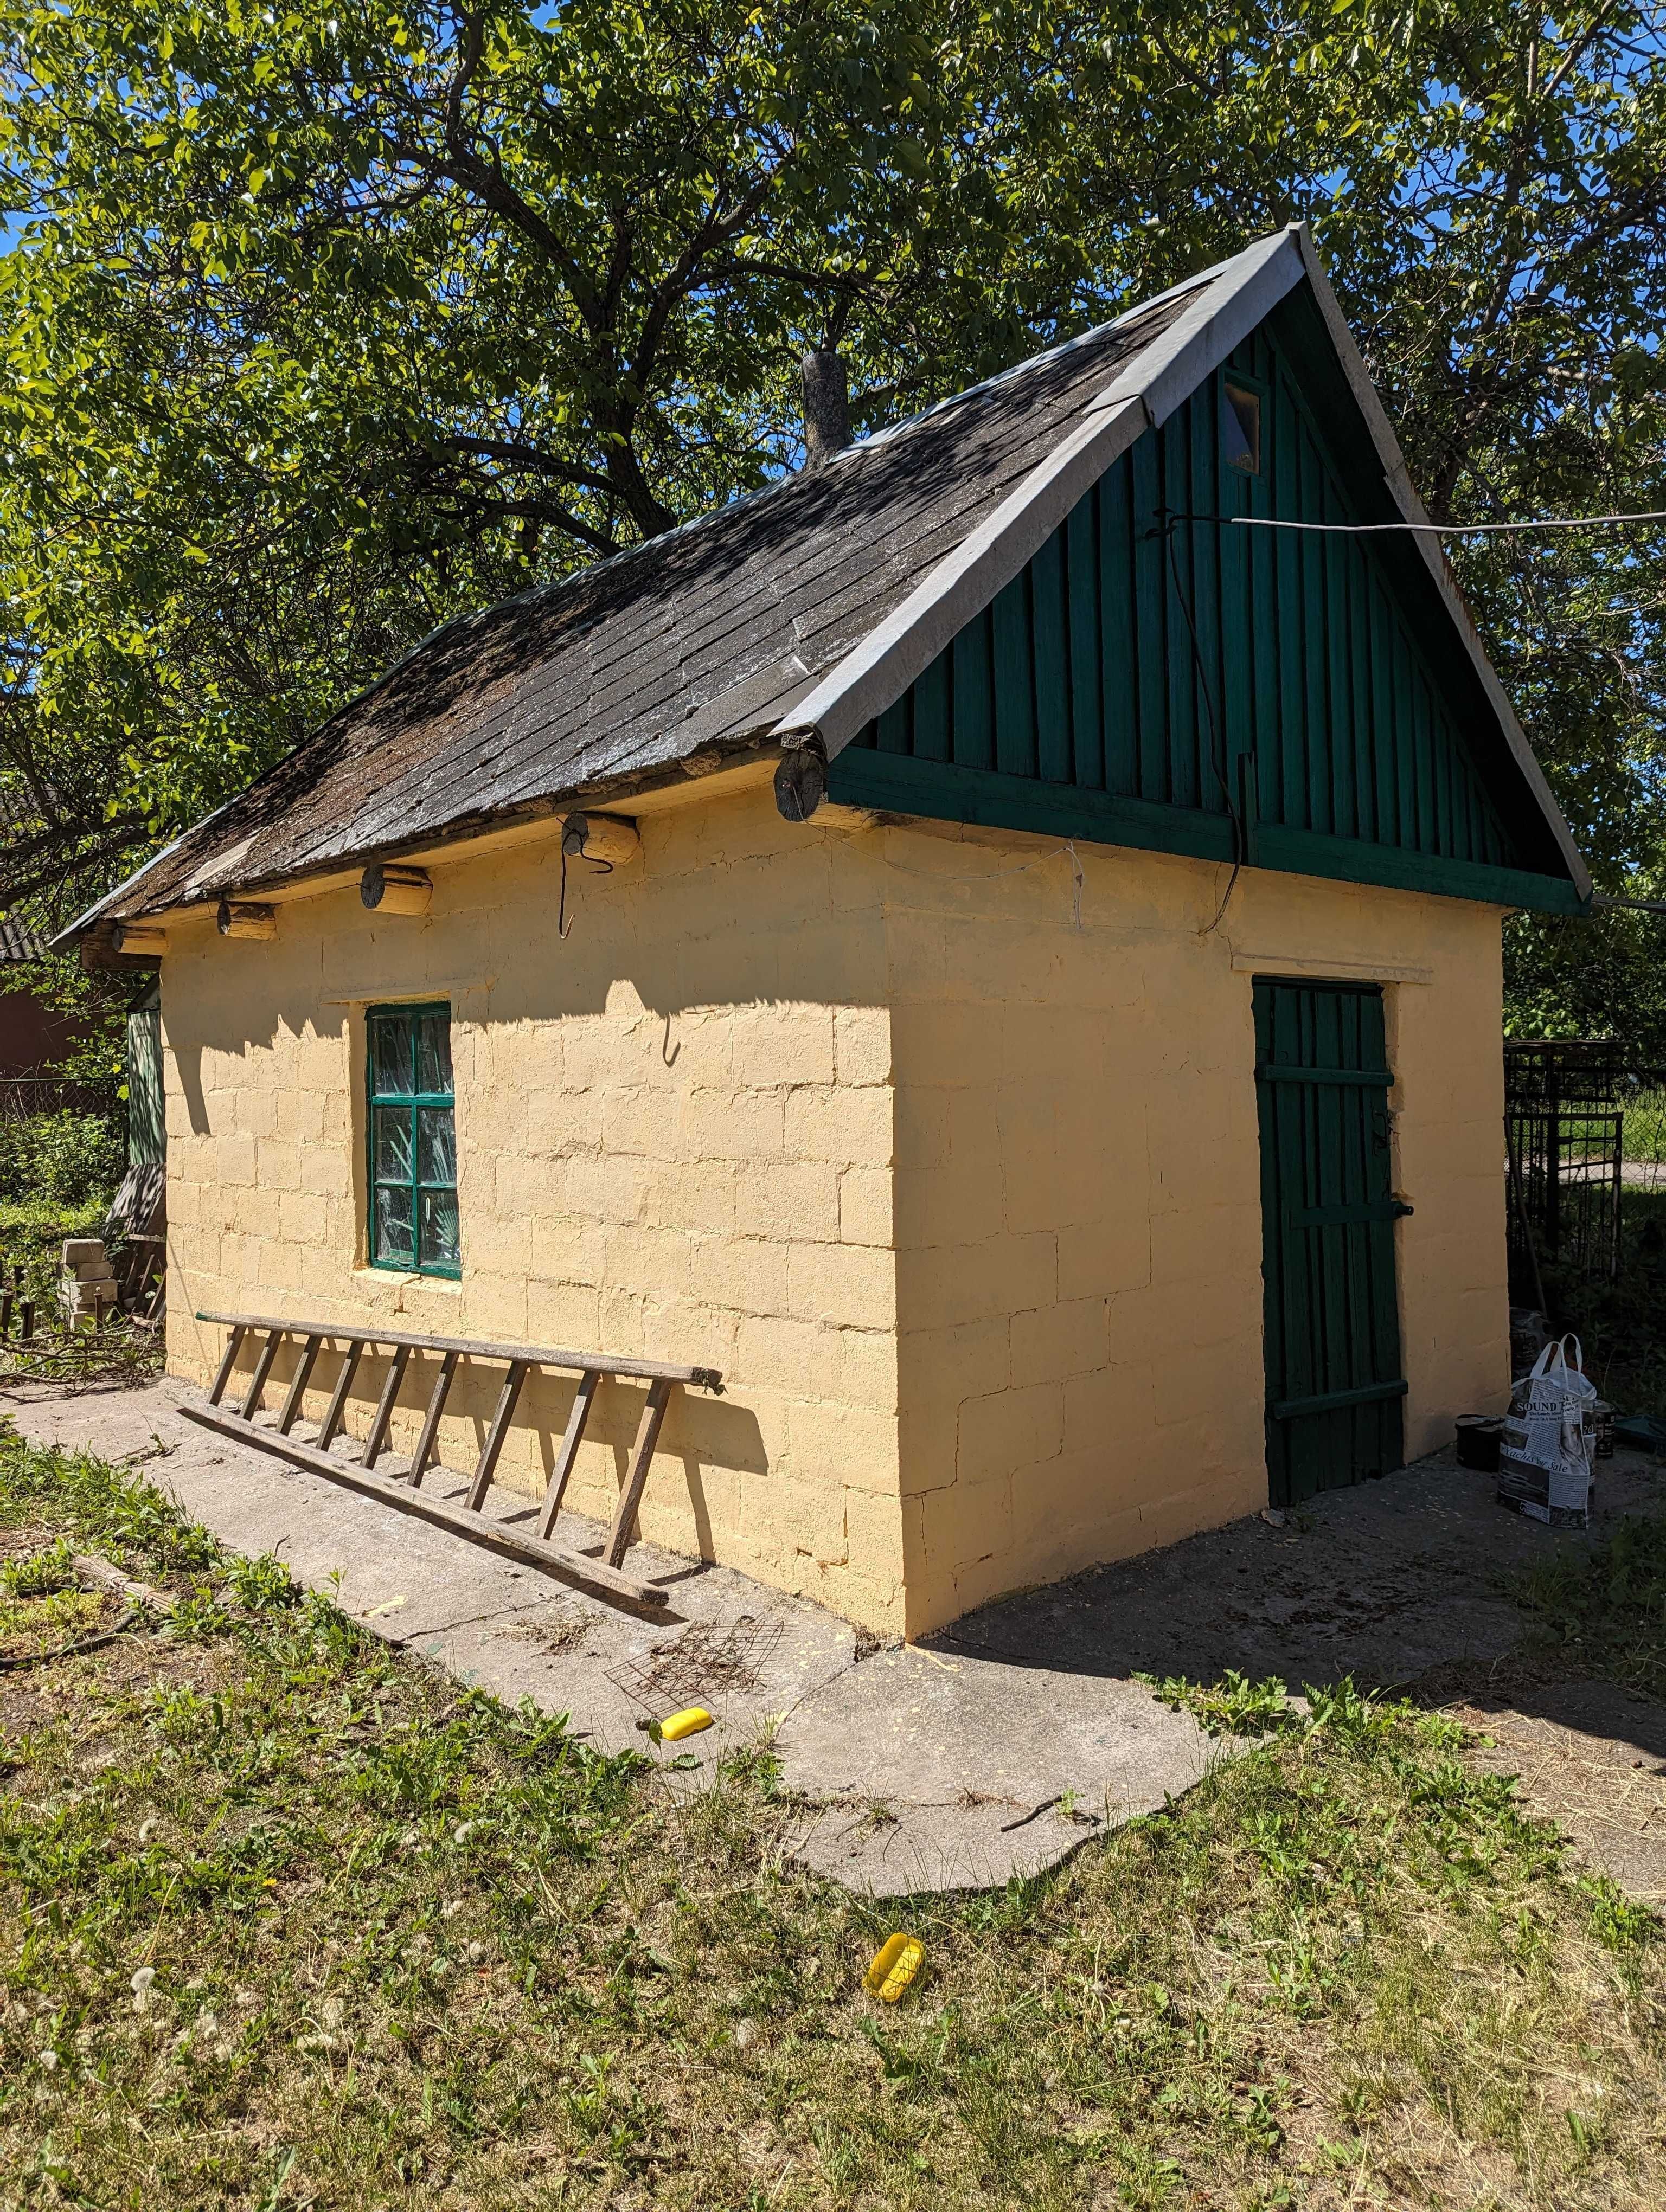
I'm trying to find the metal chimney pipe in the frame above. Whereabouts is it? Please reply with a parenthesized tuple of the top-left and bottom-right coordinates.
(802, 350, 850, 469)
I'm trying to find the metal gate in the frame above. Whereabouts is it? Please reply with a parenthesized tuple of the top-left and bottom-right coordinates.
(1254, 979, 1409, 1507)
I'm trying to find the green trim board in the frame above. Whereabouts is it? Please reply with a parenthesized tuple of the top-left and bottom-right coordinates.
(845, 304, 1581, 905)
(366, 1001, 461, 1278)
(826, 748, 1586, 914)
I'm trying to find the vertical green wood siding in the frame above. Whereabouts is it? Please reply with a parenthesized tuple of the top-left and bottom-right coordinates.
(851, 321, 1522, 876)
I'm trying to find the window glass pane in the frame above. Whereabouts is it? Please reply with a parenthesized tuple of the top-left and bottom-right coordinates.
(418, 1104, 456, 1187)
(375, 1182, 415, 1265)
(370, 1013, 415, 1096)
(375, 1107, 414, 1184)
(420, 1189, 461, 1269)
(417, 1011, 452, 1096)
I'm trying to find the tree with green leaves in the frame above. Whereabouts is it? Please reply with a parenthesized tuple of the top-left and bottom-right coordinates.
(1, 0, 1663, 1046)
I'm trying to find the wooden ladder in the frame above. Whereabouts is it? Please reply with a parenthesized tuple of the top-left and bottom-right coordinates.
(179, 1308, 723, 1611)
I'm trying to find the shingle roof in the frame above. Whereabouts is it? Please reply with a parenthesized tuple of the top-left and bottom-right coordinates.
(61, 221, 1588, 931)
(0, 915, 46, 963)
(73, 287, 1194, 925)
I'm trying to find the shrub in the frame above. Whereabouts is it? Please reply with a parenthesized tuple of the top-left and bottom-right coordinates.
(0, 1110, 124, 1205)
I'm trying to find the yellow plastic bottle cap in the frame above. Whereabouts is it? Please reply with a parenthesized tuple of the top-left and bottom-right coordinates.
(658, 1707, 714, 1742)
(863, 1932, 925, 2002)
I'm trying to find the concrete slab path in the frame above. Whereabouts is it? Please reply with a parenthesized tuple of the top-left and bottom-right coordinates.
(1, 1377, 1221, 1894)
(9, 1376, 1666, 1896)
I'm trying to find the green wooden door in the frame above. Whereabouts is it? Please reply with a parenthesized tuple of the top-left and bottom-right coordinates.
(1254, 979, 1407, 1507)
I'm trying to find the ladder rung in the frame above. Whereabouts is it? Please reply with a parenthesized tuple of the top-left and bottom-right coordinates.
(316, 1340, 363, 1452)
(360, 1344, 411, 1467)
(276, 1334, 322, 1435)
(605, 1376, 673, 1566)
(239, 1332, 281, 1421)
(467, 1360, 528, 1510)
(539, 1368, 600, 1538)
(408, 1349, 458, 1489)
(208, 1324, 246, 1405)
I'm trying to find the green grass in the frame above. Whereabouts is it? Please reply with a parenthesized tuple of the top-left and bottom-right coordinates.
(2, 1424, 1663, 2211)
(1511, 1511, 1666, 1702)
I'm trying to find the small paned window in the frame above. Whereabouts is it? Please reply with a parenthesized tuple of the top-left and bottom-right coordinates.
(1221, 378, 1262, 475)
(367, 1002, 459, 1276)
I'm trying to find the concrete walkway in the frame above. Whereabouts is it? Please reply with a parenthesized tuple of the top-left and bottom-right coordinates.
(1, 1378, 1221, 1894)
(8, 1377, 1665, 1896)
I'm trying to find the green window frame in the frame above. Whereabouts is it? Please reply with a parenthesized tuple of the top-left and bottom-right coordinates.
(366, 1001, 460, 1277)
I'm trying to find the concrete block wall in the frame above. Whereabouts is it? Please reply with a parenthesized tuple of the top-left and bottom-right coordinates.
(882, 824, 1511, 1636)
(162, 773, 909, 1632)
(158, 767, 1510, 1642)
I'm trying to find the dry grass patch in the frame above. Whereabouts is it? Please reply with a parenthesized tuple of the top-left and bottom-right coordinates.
(1, 1423, 1663, 2210)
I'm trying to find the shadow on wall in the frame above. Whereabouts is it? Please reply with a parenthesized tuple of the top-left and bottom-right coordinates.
(217, 1335, 769, 1559)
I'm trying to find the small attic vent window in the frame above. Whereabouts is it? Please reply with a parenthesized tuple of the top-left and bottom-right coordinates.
(1221, 379, 1261, 474)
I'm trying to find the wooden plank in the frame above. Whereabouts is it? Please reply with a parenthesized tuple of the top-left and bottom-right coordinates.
(466, 1360, 528, 1509)
(360, 1343, 411, 1468)
(991, 570, 1036, 779)
(239, 1332, 281, 1422)
(408, 1349, 457, 1489)
(950, 615, 993, 770)
(1031, 526, 1071, 786)
(276, 1334, 323, 1435)
(207, 1324, 246, 1406)
(195, 1309, 720, 1391)
(539, 1367, 600, 1538)
(176, 1400, 669, 1610)
(605, 1377, 673, 1567)
(317, 1340, 364, 1452)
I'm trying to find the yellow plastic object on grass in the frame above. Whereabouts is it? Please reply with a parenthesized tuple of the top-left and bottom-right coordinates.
(659, 1707, 714, 1742)
(864, 1933, 925, 2003)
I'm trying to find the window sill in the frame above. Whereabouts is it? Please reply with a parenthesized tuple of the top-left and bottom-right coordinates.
(353, 1266, 463, 1294)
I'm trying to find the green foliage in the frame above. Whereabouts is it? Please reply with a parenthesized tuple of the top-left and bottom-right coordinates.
(0, 1107, 123, 1204)
(0, 0, 1661, 974)
(0, 1533, 76, 1598)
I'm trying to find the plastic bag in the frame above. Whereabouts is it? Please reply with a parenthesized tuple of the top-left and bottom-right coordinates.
(1499, 1336, 1593, 1519)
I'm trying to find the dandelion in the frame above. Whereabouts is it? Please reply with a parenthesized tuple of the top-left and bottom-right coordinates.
(131, 1966, 157, 2014)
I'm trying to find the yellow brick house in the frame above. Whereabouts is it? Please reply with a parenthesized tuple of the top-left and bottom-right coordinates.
(62, 226, 1588, 1638)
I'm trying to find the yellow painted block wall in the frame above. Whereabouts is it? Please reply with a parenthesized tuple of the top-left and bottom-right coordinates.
(161, 776, 908, 1631)
(882, 824, 1511, 1637)
(159, 773, 1511, 1642)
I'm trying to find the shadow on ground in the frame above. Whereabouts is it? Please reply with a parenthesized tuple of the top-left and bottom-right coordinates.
(8, 1378, 1666, 1900)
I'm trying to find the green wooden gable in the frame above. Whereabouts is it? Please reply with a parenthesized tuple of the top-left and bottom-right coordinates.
(828, 290, 1583, 914)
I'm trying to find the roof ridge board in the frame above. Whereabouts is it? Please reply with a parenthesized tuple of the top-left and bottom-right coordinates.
(845, 271, 1221, 456)
(774, 230, 1309, 760)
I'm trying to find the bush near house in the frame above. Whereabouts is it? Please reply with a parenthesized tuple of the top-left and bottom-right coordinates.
(0, 1195, 107, 1316)
(2, 1426, 1663, 2212)
(0, 1108, 124, 1207)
